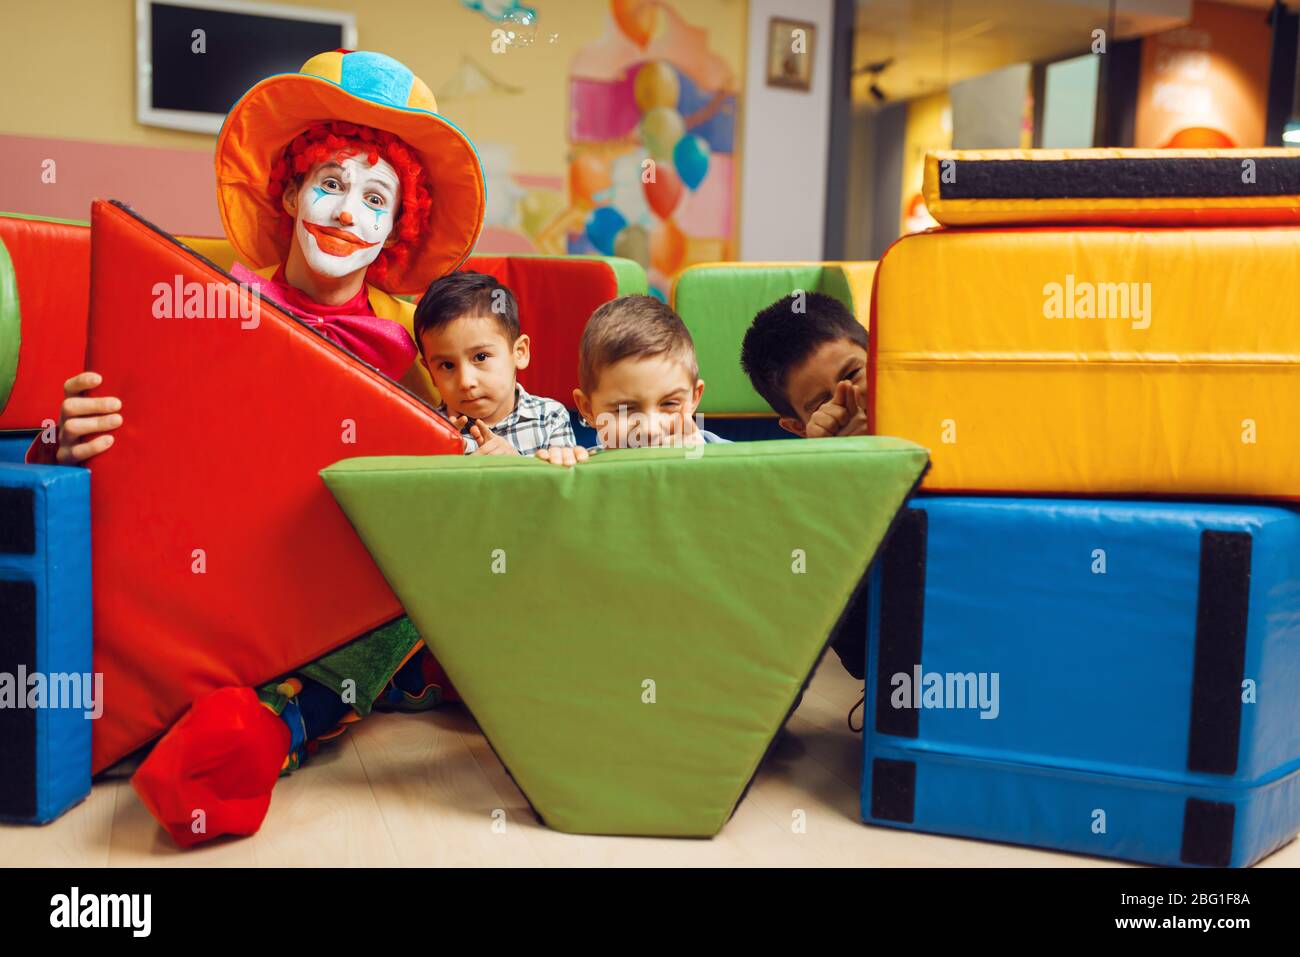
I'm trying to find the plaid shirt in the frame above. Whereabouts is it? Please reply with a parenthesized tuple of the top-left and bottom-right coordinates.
(447, 384, 576, 456)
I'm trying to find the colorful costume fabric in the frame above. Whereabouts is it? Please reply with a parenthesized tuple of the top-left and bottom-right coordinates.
(131, 50, 487, 847)
(231, 263, 416, 380)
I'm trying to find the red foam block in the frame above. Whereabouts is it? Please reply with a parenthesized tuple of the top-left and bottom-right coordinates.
(85, 200, 461, 771)
(463, 256, 619, 406)
(0, 215, 91, 429)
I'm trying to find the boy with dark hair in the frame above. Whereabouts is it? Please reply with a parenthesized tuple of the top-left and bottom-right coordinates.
(414, 271, 582, 463)
(740, 292, 870, 438)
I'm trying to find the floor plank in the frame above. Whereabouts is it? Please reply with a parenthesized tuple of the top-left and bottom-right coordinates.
(2, 658, 1296, 868)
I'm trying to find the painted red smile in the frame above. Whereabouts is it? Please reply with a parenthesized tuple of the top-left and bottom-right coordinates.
(304, 222, 378, 257)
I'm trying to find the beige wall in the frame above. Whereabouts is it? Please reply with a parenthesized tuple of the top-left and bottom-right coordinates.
(737, 0, 832, 260)
(1, 0, 750, 252)
(0, 0, 746, 182)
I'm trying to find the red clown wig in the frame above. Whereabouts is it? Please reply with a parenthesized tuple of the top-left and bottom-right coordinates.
(267, 120, 433, 287)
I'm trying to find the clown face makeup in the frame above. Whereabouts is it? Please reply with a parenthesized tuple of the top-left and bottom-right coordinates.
(285, 154, 401, 279)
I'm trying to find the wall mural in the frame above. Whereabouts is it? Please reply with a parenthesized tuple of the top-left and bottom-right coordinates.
(564, 1, 739, 301)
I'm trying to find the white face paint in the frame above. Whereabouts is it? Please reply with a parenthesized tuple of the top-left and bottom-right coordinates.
(289, 153, 401, 279)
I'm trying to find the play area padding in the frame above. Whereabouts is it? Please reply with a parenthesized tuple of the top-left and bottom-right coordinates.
(869, 225, 1300, 499)
(0, 213, 92, 431)
(672, 261, 874, 416)
(923, 148, 1300, 226)
(82, 200, 465, 772)
(467, 254, 646, 406)
(860, 496, 1300, 866)
(0, 211, 646, 422)
(323, 436, 928, 836)
(0, 234, 19, 412)
(0, 462, 92, 824)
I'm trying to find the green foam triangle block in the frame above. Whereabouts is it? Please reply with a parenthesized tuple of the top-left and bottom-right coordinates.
(322, 437, 929, 836)
(0, 234, 19, 412)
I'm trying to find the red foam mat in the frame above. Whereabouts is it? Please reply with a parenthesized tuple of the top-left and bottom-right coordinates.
(0, 216, 91, 429)
(465, 256, 618, 405)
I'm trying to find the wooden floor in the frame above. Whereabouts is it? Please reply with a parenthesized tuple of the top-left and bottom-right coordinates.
(4, 658, 1297, 867)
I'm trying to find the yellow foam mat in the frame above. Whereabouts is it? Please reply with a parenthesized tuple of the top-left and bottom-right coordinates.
(870, 227, 1300, 499)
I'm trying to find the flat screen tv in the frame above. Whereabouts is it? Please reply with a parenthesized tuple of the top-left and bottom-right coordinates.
(136, 0, 357, 133)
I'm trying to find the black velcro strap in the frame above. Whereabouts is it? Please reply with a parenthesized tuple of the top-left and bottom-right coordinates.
(1180, 798, 1236, 867)
(0, 579, 38, 819)
(874, 508, 927, 737)
(0, 486, 36, 555)
(870, 758, 916, 823)
(939, 157, 1300, 200)
(1187, 530, 1251, 776)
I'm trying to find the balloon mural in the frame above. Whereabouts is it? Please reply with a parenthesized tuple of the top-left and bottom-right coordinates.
(568, 0, 738, 300)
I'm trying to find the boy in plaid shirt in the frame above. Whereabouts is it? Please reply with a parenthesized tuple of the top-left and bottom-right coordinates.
(414, 271, 585, 466)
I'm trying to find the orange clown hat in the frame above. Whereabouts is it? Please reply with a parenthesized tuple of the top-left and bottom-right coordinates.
(215, 50, 486, 296)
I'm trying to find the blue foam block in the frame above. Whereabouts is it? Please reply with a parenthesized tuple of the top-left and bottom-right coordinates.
(0, 431, 38, 464)
(860, 496, 1300, 867)
(0, 462, 92, 824)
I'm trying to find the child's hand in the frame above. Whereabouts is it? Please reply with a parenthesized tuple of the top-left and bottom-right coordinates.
(468, 421, 519, 456)
(852, 376, 869, 427)
(806, 380, 870, 438)
(535, 445, 589, 467)
(661, 411, 702, 448)
(55, 371, 123, 464)
(805, 380, 855, 438)
(841, 377, 870, 436)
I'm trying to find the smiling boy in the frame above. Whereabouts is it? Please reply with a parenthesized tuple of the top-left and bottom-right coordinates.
(566, 294, 727, 452)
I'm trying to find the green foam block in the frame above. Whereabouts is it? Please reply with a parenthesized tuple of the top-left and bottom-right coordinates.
(673, 265, 856, 415)
(322, 437, 928, 836)
(0, 235, 19, 412)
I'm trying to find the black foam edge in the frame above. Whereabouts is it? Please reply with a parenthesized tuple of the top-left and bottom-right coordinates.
(938, 156, 1300, 200)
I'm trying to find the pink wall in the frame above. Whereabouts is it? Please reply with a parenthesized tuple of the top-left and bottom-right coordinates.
(0, 134, 222, 234)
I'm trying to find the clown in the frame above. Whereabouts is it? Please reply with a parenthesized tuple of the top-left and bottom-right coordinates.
(40, 51, 487, 846)
(216, 49, 486, 402)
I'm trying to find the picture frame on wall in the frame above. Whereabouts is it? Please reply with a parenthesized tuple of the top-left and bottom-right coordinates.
(766, 17, 816, 91)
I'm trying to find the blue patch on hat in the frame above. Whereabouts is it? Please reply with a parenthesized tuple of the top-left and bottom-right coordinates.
(340, 51, 414, 109)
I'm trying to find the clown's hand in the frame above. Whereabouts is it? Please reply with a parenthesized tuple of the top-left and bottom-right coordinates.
(468, 421, 520, 456)
(55, 371, 123, 464)
(535, 445, 589, 468)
